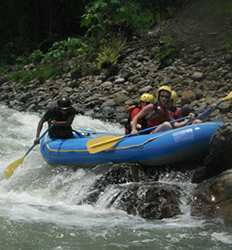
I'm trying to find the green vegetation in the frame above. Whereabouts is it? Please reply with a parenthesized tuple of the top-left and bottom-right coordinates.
(154, 35, 177, 68)
(7, 65, 62, 83)
(0, 0, 187, 83)
(223, 37, 232, 52)
(82, 0, 156, 39)
(96, 38, 126, 69)
(4, 37, 93, 83)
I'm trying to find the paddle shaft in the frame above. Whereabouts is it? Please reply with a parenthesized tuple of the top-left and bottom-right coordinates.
(24, 128, 49, 158)
(196, 95, 231, 121)
(129, 115, 190, 136)
(87, 115, 191, 153)
(87, 90, 232, 154)
(91, 115, 190, 149)
(4, 128, 50, 178)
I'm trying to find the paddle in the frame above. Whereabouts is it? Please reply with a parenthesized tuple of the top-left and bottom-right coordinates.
(87, 90, 232, 154)
(197, 90, 232, 120)
(87, 115, 190, 154)
(4, 128, 49, 178)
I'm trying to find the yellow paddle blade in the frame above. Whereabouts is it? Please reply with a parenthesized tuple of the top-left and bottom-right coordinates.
(4, 156, 25, 178)
(222, 90, 232, 101)
(87, 135, 124, 154)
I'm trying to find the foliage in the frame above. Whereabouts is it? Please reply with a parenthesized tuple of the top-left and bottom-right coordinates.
(0, 0, 187, 84)
(28, 50, 45, 64)
(154, 35, 177, 68)
(81, 0, 156, 39)
(3, 37, 93, 83)
(223, 38, 232, 52)
(43, 38, 89, 63)
(72, 61, 99, 79)
(96, 38, 126, 69)
(0, 0, 188, 66)
(6, 64, 62, 83)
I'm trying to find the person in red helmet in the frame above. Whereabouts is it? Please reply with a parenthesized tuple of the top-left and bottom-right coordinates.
(34, 96, 77, 144)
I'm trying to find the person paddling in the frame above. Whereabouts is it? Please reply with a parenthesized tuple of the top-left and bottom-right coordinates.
(131, 85, 173, 134)
(125, 93, 154, 134)
(154, 89, 202, 132)
(34, 96, 77, 144)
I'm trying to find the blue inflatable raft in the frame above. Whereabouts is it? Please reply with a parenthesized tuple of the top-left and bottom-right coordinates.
(40, 121, 222, 167)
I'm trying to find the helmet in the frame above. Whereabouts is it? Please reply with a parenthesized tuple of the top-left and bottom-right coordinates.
(171, 90, 178, 105)
(57, 97, 72, 109)
(158, 85, 172, 96)
(140, 93, 155, 103)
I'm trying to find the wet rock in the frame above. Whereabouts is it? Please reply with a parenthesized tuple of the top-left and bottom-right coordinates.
(114, 77, 125, 84)
(224, 54, 232, 64)
(83, 164, 140, 204)
(191, 71, 204, 80)
(192, 123, 232, 183)
(113, 182, 181, 219)
(139, 85, 153, 94)
(82, 164, 181, 219)
(191, 169, 232, 224)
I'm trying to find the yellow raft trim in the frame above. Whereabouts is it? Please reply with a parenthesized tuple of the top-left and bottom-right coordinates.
(45, 136, 159, 153)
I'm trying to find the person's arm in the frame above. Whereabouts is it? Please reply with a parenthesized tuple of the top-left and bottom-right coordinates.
(173, 113, 196, 128)
(131, 104, 152, 134)
(66, 111, 76, 126)
(130, 107, 142, 129)
(34, 117, 46, 144)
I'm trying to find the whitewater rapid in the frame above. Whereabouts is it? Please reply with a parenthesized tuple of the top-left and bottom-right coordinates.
(0, 105, 231, 250)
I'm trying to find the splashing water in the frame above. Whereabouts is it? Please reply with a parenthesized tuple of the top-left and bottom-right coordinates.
(0, 105, 231, 250)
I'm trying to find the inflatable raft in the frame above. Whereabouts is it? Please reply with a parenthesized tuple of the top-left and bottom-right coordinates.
(40, 121, 222, 167)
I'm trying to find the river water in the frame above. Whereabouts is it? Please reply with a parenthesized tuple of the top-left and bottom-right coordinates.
(0, 105, 231, 250)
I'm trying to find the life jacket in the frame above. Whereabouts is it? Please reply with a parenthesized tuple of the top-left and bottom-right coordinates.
(170, 105, 193, 120)
(170, 106, 183, 119)
(43, 106, 76, 139)
(144, 103, 171, 128)
(125, 105, 147, 134)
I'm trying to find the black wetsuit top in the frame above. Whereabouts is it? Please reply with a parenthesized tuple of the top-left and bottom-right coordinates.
(43, 106, 76, 139)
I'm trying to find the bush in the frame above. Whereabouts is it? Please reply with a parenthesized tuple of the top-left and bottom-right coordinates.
(43, 37, 89, 63)
(96, 38, 126, 69)
(154, 35, 177, 68)
(7, 64, 62, 83)
(81, 0, 156, 39)
(224, 38, 232, 52)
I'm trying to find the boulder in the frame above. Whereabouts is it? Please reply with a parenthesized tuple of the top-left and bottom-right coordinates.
(191, 169, 232, 224)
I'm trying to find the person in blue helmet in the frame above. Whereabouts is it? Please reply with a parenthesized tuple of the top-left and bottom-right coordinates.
(34, 96, 77, 144)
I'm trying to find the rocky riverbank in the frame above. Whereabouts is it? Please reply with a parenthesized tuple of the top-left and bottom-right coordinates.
(0, 0, 231, 126)
(0, 34, 231, 124)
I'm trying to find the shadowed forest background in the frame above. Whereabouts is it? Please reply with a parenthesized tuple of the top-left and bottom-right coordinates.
(0, 0, 186, 63)
(0, 0, 232, 83)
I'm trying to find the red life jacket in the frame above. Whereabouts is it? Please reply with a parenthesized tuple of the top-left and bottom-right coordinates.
(125, 105, 147, 134)
(170, 106, 183, 119)
(145, 103, 171, 127)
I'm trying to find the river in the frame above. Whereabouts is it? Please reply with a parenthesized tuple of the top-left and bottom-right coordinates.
(0, 105, 231, 250)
